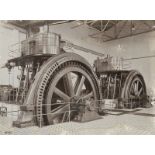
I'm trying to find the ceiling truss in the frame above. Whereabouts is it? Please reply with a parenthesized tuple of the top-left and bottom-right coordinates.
(73, 20, 155, 42)
(2, 20, 155, 42)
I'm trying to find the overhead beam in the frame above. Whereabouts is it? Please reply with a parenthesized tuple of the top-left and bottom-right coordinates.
(123, 55, 155, 61)
(68, 43, 104, 57)
(102, 34, 113, 39)
(101, 20, 110, 32)
(61, 41, 105, 57)
(89, 20, 110, 37)
(90, 20, 99, 26)
(91, 34, 113, 39)
(71, 21, 84, 29)
(115, 20, 128, 38)
(102, 28, 155, 43)
(0, 21, 27, 34)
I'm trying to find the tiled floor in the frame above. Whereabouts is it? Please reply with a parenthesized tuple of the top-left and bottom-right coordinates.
(0, 102, 155, 135)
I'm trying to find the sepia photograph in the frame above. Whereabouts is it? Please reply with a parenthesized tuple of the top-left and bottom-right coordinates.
(0, 20, 155, 135)
(1, 1, 155, 155)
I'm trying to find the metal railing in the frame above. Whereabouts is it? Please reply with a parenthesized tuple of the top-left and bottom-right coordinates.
(8, 33, 61, 58)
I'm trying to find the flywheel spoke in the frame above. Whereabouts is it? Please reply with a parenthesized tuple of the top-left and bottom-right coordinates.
(136, 81, 140, 93)
(131, 85, 134, 94)
(76, 75, 85, 96)
(49, 104, 69, 120)
(63, 72, 75, 97)
(82, 91, 93, 100)
(134, 82, 137, 93)
(74, 75, 81, 93)
(137, 87, 143, 96)
(66, 72, 75, 97)
(54, 87, 70, 102)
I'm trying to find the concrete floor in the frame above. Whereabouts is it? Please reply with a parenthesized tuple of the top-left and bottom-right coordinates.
(0, 102, 155, 135)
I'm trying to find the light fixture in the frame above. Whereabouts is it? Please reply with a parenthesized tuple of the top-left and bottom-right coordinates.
(131, 21, 136, 31)
(132, 24, 135, 31)
(152, 25, 155, 29)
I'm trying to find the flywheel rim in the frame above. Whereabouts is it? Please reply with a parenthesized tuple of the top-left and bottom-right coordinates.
(43, 63, 99, 125)
(121, 70, 147, 108)
(128, 77, 145, 99)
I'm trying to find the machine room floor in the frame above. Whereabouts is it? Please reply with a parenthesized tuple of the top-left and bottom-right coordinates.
(0, 102, 155, 135)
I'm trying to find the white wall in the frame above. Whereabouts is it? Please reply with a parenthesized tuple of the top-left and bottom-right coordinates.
(0, 26, 26, 86)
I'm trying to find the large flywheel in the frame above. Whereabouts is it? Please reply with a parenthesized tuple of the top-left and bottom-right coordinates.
(34, 53, 100, 125)
(121, 70, 147, 108)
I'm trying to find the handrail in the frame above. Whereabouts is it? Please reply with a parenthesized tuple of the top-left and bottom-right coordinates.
(8, 33, 60, 58)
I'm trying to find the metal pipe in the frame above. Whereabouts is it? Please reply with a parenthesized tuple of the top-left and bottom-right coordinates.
(123, 55, 155, 61)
